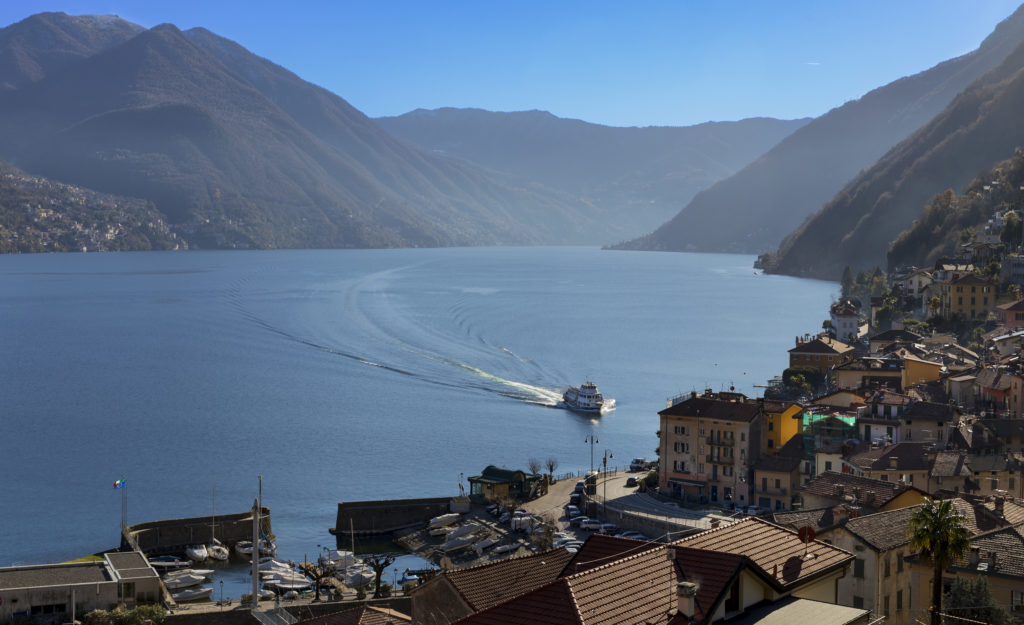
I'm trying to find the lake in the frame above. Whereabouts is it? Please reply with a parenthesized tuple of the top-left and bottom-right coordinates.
(0, 246, 835, 572)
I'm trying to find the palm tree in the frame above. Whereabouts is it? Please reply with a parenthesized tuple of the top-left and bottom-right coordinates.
(907, 498, 971, 625)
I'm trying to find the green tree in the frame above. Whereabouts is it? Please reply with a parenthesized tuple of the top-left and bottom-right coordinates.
(364, 553, 397, 599)
(907, 498, 972, 625)
(1001, 210, 1021, 251)
(943, 576, 1010, 625)
(841, 266, 854, 297)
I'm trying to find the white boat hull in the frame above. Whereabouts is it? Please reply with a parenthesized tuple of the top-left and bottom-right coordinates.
(172, 586, 213, 602)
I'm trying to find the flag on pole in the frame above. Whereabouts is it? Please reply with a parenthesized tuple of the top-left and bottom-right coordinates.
(113, 479, 126, 489)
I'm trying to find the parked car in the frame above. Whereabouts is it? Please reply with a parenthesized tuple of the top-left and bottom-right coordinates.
(579, 519, 602, 531)
(629, 457, 647, 471)
(625, 477, 638, 487)
(574, 480, 586, 493)
(569, 493, 581, 505)
(599, 523, 618, 534)
(565, 504, 579, 515)
(570, 516, 590, 528)
(615, 531, 649, 541)
(744, 505, 766, 517)
(498, 512, 511, 524)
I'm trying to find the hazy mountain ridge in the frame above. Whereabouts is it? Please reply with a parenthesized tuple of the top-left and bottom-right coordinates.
(375, 107, 810, 236)
(617, 4, 1024, 258)
(0, 14, 606, 250)
(767, 35, 1024, 278)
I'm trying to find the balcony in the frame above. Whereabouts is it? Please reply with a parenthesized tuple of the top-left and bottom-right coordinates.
(705, 455, 733, 465)
(706, 436, 734, 446)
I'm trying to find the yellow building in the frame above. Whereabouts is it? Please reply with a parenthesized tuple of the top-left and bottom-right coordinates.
(762, 400, 803, 454)
(900, 354, 942, 388)
(944, 274, 995, 320)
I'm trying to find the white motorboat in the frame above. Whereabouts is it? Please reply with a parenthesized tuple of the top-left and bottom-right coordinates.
(172, 586, 213, 602)
(165, 568, 214, 579)
(236, 539, 273, 558)
(445, 523, 481, 540)
(562, 380, 610, 413)
(265, 579, 310, 592)
(473, 537, 499, 553)
(257, 557, 294, 572)
(185, 544, 208, 561)
(242, 589, 277, 602)
(261, 571, 309, 585)
(428, 513, 460, 529)
(163, 573, 208, 590)
(441, 535, 477, 552)
(326, 550, 356, 567)
(342, 564, 375, 587)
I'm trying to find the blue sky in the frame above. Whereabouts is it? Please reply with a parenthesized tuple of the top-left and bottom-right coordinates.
(2, 1, 1022, 127)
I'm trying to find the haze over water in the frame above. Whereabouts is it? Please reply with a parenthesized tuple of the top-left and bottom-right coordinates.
(0, 247, 835, 566)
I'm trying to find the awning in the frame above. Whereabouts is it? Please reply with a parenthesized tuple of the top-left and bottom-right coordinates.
(668, 478, 705, 488)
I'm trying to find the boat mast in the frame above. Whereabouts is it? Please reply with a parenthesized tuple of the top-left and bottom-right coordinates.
(211, 472, 215, 543)
(251, 496, 260, 609)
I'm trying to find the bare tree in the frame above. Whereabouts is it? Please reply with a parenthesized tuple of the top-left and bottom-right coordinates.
(298, 555, 338, 601)
(545, 457, 558, 477)
(363, 553, 398, 599)
(527, 458, 542, 475)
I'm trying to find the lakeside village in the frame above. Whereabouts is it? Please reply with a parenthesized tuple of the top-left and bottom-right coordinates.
(16, 250, 1024, 625)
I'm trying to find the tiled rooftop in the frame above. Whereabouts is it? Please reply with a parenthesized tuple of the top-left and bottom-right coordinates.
(438, 548, 573, 613)
(563, 534, 660, 576)
(674, 518, 852, 589)
(846, 441, 933, 472)
(842, 506, 920, 551)
(659, 395, 762, 422)
(303, 605, 411, 625)
(951, 523, 1024, 578)
(801, 471, 904, 507)
(0, 562, 109, 590)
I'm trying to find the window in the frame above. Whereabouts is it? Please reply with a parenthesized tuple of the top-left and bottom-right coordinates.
(854, 558, 864, 578)
(884, 557, 891, 577)
(825, 461, 832, 471)
(897, 553, 904, 572)
(1012, 590, 1024, 612)
(768, 421, 774, 431)
(775, 478, 781, 488)
(881, 474, 889, 481)
(853, 596, 864, 609)
(897, 590, 903, 611)
(768, 440, 774, 448)
(884, 595, 890, 617)
(740, 432, 745, 442)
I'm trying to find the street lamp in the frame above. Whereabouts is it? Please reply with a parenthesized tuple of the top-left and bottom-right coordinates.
(393, 568, 398, 595)
(585, 434, 599, 474)
(219, 579, 223, 606)
(602, 449, 613, 516)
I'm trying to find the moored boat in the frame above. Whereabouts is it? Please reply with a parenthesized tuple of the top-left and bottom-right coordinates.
(163, 573, 208, 590)
(172, 586, 213, 602)
(207, 543, 229, 561)
(184, 544, 208, 562)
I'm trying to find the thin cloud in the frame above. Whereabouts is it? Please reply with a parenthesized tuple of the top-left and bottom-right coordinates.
(804, 61, 821, 66)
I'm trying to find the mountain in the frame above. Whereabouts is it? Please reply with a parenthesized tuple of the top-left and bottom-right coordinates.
(618, 4, 1024, 256)
(0, 12, 142, 90)
(375, 108, 809, 237)
(0, 15, 605, 250)
(768, 37, 1024, 279)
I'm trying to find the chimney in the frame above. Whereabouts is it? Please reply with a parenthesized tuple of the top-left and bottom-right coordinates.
(996, 495, 1006, 517)
(676, 582, 699, 618)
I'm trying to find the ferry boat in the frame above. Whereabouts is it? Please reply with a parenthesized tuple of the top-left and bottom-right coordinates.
(562, 381, 607, 413)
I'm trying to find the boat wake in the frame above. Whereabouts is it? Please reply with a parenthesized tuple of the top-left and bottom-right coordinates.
(227, 263, 568, 409)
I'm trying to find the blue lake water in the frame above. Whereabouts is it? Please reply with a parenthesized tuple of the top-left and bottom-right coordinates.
(0, 247, 835, 576)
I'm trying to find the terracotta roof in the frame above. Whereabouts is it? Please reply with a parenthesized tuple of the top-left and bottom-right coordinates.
(303, 606, 411, 625)
(834, 357, 901, 372)
(841, 506, 920, 551)
(800, 472, 903, 507)
(761, 399, 799, 414)
(659, 395, 762, 422)
(846, 441, 933, 472)
(978, 419, 1024, 440)
(830, 301, 859, 316)
(950, 274, 993, 286)
(947, 498, 997, 535)
(998, 299, 1024, 312)
(563, 534, 660, 576)
(789, 337, 854, 355)
(454, 545, 676, 625)
(434, 548, 573, 614)
(672, 547, 746, 623)
(674, 518, 852, 589)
